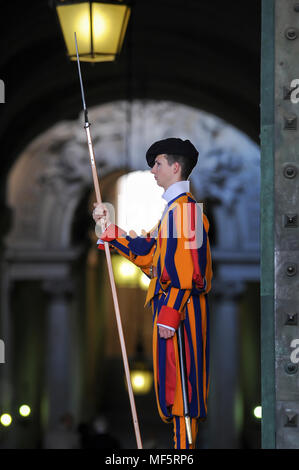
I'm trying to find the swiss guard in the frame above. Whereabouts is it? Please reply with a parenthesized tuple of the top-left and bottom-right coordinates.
(93, 138, 213, 449)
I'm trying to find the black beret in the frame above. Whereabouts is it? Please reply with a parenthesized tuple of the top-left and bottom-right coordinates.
(146, 137, 199, 168)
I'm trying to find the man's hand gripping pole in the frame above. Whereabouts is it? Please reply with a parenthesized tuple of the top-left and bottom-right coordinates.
(74, 32, 143, 450)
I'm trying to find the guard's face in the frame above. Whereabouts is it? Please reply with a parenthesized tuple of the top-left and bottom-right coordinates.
(151, 154, 176, 189)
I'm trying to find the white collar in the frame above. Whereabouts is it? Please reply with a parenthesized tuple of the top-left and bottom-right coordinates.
(162, 180, 190, 204)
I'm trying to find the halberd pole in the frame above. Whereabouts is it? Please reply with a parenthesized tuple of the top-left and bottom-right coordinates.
(74, 32, 142, 450)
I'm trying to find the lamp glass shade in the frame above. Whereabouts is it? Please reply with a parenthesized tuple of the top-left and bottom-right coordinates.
(56, 2, 130, 62)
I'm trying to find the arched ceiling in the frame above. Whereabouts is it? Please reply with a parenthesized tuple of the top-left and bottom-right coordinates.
(0, 0, 260, 190)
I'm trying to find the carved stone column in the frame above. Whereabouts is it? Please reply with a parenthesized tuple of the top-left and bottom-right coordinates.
(207, 280, 245, 449)
(42, 279, 74, 444)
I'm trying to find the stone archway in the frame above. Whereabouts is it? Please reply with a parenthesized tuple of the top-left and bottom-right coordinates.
(1, 99, 260, 448)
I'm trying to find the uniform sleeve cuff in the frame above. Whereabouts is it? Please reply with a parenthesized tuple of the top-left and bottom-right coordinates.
(157, 323, 176, 332)
(97, 239, 114, 251)
(100, 224, 127, 242)
(157, 305, 181, 330)
(97, 241, 106, 251)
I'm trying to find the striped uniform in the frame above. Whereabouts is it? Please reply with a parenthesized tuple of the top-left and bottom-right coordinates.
(99, 191, 212, 449)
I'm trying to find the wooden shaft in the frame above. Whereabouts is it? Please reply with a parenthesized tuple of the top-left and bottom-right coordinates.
(85, 126, 102, 203)
(85, 125, 143, 449)
(177, 323, 192, 446)
(103, 241, 143, 449)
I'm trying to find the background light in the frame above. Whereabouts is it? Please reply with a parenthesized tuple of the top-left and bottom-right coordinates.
(0, 413, 12, 427)
(253, 405, 262, 419)
(132, 372, 145, 388)
(139, 273, 151, 290)
(19, 405, 31, 417)
(119, 260, 136, 278)
(112, 255, 140, 287)
(117, 171, 165, 234)
(130, 369, 153, 395)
